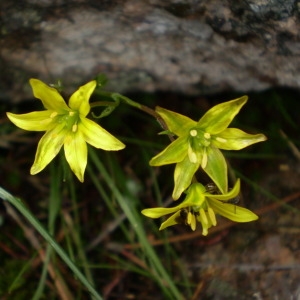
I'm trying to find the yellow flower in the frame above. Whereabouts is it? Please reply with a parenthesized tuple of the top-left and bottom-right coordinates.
(142, 179, 258, 236)
(150, 97, 267, 199)
(7, 79, 125, 181)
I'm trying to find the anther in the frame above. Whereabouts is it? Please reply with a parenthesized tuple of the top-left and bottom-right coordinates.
(72, 124, 78, 132)
(204, 132, 211, 139)
(190, 129, 197, 137)
(50, 112, 58, 118)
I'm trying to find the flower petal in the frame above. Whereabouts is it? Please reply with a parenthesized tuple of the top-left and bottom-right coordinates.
(69, 81, 96, 117)
(209, 198, 258, 222)
(142, 206, 183, 218)
(30, 79, 70, 112)
(204, 146, 228, 194)
(149, 136, 188, 166)
(156, 106, 197, 136)
(159, 211, 182, 230)
(206, 179, 240, 201)
(64, 131, 87, 182)
(79, 117, 125, 150)
(213, 128, 267, 150)
(7, 111, 54, 131)
(173, 156, 200, 200)
(185, 183, 206, 206)
(30, 124, 66, 175)
(197, 96, 248, 134)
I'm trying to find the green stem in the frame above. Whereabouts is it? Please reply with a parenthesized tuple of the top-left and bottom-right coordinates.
(93, 90, 173, 139)
(0, 187, 103, 300)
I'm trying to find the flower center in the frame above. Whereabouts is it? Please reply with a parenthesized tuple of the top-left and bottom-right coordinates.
(53, 110, 79, 132)
(187, 128, 211, 166)
(189, 128, 211, 148)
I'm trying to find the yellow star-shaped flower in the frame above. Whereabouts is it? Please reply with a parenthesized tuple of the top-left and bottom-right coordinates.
(142, 179, 258, 236)
(150, 97, 267, 199)
(7, 79, 125, 181)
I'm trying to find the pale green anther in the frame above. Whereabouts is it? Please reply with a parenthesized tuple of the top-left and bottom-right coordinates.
(190, 214, 196, 230)
(187, 211, 192, 224)
(208, 207, 216, 226)
(204, 132, 211, 139)
(190, 129, 197, 137)
(201, 151, 208, 169)
(69, 111, 75, 116)
(72, 124, 78, 132)
(188, 145, 198, 163)
(199, 208, 208, 224)
(50, 112, 58, 118)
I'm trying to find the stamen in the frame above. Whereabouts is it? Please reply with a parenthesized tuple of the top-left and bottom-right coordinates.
(69, 111, 75, 116)
(188, 146, 198, 163)
(199, 208, 208, 224)
(187, 211, 192, 225)
(190, 129, 197, 137)
(207, 207, 217, 226)
(190, 214, 196, 231)
(50, 112, 58, 118)
(72, 124, 78, 132)
(201, 152, 208, 169)
(204, 132, 211, 139)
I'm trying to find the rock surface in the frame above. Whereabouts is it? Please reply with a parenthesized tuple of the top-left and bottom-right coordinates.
(0, 0, 299, 102)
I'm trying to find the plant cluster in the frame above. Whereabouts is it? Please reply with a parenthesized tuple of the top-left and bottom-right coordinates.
(1, 76, 267, 298)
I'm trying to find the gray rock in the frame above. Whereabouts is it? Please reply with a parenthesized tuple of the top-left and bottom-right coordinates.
(0, 0, 299, 102)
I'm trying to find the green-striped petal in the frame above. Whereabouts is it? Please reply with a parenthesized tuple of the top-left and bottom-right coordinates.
(30, 79, 70, 112)
(79, 117, 125, 150)
(197, 96, 248, 134)
(203, 146, 227, 194)
(30, 123, 66, 174)
(69, 80, 96, 117)
(64, 130, 87, 182)
(213, 128, 267, 150)
(209, 198, 258, 222)
(173, 156, 200, 200)
(149, 135, 188, 166)
(156, 106, 196, 136)
(7, 111, 54, 131)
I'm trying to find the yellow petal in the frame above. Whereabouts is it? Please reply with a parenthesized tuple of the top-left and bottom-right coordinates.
(7, 111, 54, 131)
(159, 211, 182, 230)
(156, 106, 197, 136)
(69, 81, 96, 117)
(209, 198, 258, 222)
(172, 155, 200, 200)
(29, 79, 70, 112)
(214, 128, 267, 150)
(30, 124, 66, 174)
(64, 131, 87, 182)
(79, 117, 125, 150)
(149, 135, 188, 166)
